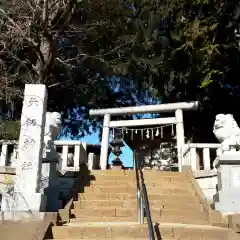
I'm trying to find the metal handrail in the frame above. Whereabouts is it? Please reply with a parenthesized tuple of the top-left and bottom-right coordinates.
(134, 151, 155, 240)
(134, 150, 143, 223)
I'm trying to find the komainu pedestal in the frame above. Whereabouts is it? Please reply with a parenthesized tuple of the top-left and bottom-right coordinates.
(213, 152, 240, 213)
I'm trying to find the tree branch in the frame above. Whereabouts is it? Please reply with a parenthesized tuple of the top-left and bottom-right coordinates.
(42, 0, 49, 27)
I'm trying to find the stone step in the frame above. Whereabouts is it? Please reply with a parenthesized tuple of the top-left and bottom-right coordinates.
(73, 200, 138, 209)
(87, 180, 137, 186)
(87, 179, 190, 187)
(53, 224, 147, 239)
(78, 192, 198, 201)
(84, 182, 193, 189)
(85, 172, 187, 182)
(153, 217, 209, 225)
(52, 223, 150, 239)
(141, 170, 186, 177)
(87, 175, 188, 184)
(71, 216, 138, 222)
(143, 176, 188, 182)
(144, 182, 190, 188)
(71, 216, 209, 225)
(83, 176, 135, 183)
(161, 224, 236, 239)
(79, 186, 194, 195)
(78, 193, 135, 201)
(52, 222, 232, 239)
(152, 214, 209, 225)
(156, 209, 208, 219)
(80, 186, 136, 194)
(90, 170, 185, 177)
(71, 208, 137, 217)
(148, 194, 199, 202)
(91, 170, 135, 175)
(73, 199, 202, 210)
(71, 207, 208, 220)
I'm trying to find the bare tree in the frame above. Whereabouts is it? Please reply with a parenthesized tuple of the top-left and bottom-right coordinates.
(0, 0, 137, 135)
(0, 0, 79, 100)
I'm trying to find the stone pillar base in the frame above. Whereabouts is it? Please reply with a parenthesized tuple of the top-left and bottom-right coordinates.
(0, 211, 45, 221)
(213, 152, 240, 213)
(110, 159, 124, 170)
(214, 190, 240, 213)
(110, 165, 124, 170)
(2, 192, 46, 212)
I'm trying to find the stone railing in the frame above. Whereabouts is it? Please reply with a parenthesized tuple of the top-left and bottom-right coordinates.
(183, 143, 220, 171)
(0, 140, 97, 171)
(55, 140, 87, 171)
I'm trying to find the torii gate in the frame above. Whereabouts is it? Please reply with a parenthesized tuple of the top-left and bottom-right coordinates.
(89, 101, 199, 171)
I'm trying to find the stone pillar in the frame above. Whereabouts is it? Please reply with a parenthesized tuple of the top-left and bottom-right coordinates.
(100, 114, 110, 170)
(0, 144, 8, 166)
(88, 153, 95, 170)
(175, 109, 185, 172)
(190, 147, 197, 171)
(73, 144, 81, 168)
(203, 148, 211, 170)
(5, 84, 47, 214)
(61, 145, 68, 170)
(79, 142, 87, 165)
(213, 152, 240, 213)
(196, 150, 201, 170)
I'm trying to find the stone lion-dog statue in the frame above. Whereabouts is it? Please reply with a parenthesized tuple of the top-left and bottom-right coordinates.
(213, 114, 240, 157)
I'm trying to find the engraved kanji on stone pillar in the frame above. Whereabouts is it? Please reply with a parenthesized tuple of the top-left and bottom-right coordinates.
(13, 84, 47, 212)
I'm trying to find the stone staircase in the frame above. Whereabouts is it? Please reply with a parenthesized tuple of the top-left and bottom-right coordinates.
(50, 170, 240, 239)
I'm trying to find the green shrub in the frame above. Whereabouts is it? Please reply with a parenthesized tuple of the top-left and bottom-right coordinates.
(0, 121, 20, 140)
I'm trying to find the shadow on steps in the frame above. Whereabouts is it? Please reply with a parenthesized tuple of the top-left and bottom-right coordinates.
(154, 222, 165, 240)
(58, 163, 95, 223)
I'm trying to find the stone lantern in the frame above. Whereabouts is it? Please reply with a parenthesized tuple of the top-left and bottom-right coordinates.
(110, 130, 124, 170)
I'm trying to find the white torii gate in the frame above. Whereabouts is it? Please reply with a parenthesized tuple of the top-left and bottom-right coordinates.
(89, 101, 199, 171)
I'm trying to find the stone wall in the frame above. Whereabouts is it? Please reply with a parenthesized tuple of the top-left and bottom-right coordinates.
(194, 170, 217, 201)
(0, 167, 15, 212)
